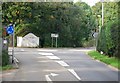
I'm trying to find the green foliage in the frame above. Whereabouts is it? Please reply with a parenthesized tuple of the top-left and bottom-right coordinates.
(0, 3, 2, 37)
(92, 2, 118, 27)
(97, 26, 107, 54)
(88, 51, 119, 69)
(92, 2, 119, 59)
(82, 39, 95, 47)
(2, 2, 96, 47)
(97, 20, 119, 58)
(2, 65, 13, 70)
(2, 50, 9, 66)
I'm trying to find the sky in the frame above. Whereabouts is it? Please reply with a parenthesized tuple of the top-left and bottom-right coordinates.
(73, 0, 100, 6)
(81, 0, 100, 6)
(73, 0, 120, 6)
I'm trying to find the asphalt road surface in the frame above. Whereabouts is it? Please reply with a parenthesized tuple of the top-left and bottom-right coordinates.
(2, 47, 119, 83)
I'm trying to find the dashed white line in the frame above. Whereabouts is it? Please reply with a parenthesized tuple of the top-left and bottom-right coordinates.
(21, 49, 25, 51)
(68, 69, 81, 81)
(55, 61, 69, 67)
(46, 56, 60, 60)
(38, 51, 81, 81)
(39, 52, 54, 55)
(37, 49, 57, 52)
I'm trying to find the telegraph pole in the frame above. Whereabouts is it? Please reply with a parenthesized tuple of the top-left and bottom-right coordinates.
(102, 0, 104, 26)
(12, 24, 15, 63)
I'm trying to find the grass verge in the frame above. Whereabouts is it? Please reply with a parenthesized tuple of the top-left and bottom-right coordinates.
(88, 51, 120, 70)
(0, 65, 13, 70)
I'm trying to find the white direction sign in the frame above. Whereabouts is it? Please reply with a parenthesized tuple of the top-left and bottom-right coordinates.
(51, 33, 59, 38)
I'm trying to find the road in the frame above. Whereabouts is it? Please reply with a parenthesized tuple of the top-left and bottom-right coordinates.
(2, 47, 119, 83)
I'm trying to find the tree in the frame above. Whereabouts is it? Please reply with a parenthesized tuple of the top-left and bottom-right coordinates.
(92, 2, 119, 58)
(2, 2, 96, 47)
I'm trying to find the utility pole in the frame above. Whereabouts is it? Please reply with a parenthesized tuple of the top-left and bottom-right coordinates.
(12, 24, 15, 63)
(102, 0, 104, 26)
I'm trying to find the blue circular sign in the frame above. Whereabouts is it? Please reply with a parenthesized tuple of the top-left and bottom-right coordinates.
(6, 25, 14, 34)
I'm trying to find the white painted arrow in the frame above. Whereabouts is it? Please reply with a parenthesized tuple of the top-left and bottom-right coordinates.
(50, 73, 59, 77)
(45, 73, 59, 82)
(68, 69, 81, 80)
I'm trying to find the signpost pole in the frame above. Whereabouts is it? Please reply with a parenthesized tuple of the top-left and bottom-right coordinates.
(56, 37, 57, 48)
(102, 1, 104, 26)
(52, 37, 53, 47)
(51, 33, 58, 48)
(12, 24, 15, 63)
(6, 24, 14, 63)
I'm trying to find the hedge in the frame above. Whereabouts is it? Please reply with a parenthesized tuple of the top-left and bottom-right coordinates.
(2, 50, 9, 66)
(97, 20, 119, 59)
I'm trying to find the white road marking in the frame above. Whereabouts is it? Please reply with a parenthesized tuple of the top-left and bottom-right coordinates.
(4, 73, 13, 75)
(45, 73, 59, 82)
(37, 49, 57, 52)
(45, 75, 52, 81)
(68, 69, 81, 80)
(55, 61, 69, 67)
(69, 49, 91, 52)
(46, 56, 60, 60)
(21, 49, 25, 51)
(50, 73, 59, 77)
(14, 57, 19, 63)
(39, 52, 54, 55)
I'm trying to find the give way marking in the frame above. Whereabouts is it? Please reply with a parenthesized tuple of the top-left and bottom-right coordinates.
(39, 52, 54, 56)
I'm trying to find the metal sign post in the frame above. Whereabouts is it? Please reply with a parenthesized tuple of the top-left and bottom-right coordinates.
(12, 24, 15, 63)
(56, 37, 57, 48)
(6, 24, 14, 63)
(51, 33, 59, 48)
(102, 1, 104, 26)
(52, 37, 53, 47)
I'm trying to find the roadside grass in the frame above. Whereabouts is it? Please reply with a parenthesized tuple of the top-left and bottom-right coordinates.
(0, 66, 1, 70)
(0, 65, 13, 70)
(88, 51, 120, 70)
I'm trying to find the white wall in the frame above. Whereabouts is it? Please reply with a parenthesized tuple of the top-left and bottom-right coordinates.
(17, 37, 22, 47)
(17, 33, 39, 47)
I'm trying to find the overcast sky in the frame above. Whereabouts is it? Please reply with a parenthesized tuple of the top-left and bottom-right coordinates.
(73, 0, 100, 6)
(81, 0, 100, 6)
(73, 0, 120, 6)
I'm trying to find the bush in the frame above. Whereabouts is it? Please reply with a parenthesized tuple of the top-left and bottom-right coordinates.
(97, 20, 119, 59)
(83, 39, 95, 47)
(2, 50, 9, 66)
(97, 26, 107, 54)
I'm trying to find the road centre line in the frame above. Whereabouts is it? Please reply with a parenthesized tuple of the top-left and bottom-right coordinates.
(37, 49, 57, 52)
(39, 52, 54, 55)
(55, 61, 69, 67)
(68, 69, 81, 81)
(21, 49, 25, 51)
(38, 52, 81, 81)
(46, 56, 60, 60)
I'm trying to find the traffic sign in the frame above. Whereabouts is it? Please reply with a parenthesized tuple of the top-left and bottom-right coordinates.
(6, 25, 14, 34)
(51, 33, 59, 48)
(51, 33, 59, 38)
(93, 32, 98, 38)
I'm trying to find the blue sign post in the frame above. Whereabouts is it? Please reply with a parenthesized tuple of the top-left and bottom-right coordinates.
(7, 25, 14, 63)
